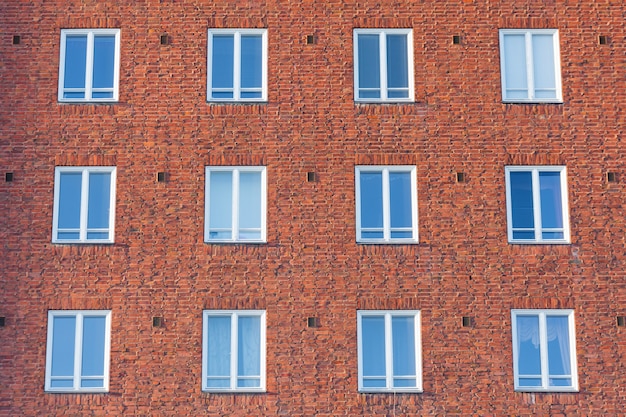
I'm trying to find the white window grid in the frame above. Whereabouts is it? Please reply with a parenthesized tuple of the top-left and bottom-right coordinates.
(353, 28, 415, 103)
(52, 166, 116, 244)
(355, 165, 418, 244)
(504, 165, 570, 244)
(499, 29, 562, 103)
(207, 29, 268, 102)
(58, 29, 121, 102)
(45, 310, 112, 393)
(511, 309, 578, 392)
(202, 310, 267, 392)
(357, 310, 423, 393)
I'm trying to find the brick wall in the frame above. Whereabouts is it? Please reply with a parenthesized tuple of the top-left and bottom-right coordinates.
(1, 0, 625, 415)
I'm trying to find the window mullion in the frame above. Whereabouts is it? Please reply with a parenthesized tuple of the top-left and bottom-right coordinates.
(231, 313, 239, 389)
(233, 32, 241, 100)
(80, 170, 90, 241)
(531, 169, 542, 241)
(85, 33, 95, 100)
(74, 314, 84, 390)
(379, 33, 388, 100)
(525, 33, 535, 100)
(382, 169, 391, 241)
(232, 169, 240, 241)
(384, 313, 393, 389)
(538, 313, 549, 389)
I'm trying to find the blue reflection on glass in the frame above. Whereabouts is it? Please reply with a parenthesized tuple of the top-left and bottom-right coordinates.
(58, 172, 82, 231)
(386, 34, 408, 97)
(510, 171, 534, 237)
(207, 316, 231, 385)
(212, 35, 234, 91)
(51, 316, 76, 378)
(546, 316, 570, 379)
(92, 36, 115, 89)
(238, 316, 261, 381)
(389, 172, 412, 230)
(360, 172, 383, 230)
(503, 34, 528, 98)
(209, 171, 233, 238)
(81, 316, 106, 380)
(532, 34, 556, 98)
(362, 316, 385, 383)
(241, 35, 262, 90)
(64, 35, 87, 89)
(358, 34, 380, 97)
(516, 315, 541, 383)
(239, 172, 262, 239)
(87, 173, 111, 230)
(539, 172, 563, 230)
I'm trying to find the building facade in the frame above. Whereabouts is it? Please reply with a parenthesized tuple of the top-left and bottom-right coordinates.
(1, 1, 625, 415)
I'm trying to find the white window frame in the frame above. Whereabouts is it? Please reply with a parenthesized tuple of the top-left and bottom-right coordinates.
(353, 29, 415, 103)
(204, 166, 267, 243)
(45, 310, 112, 393)
(355, 165, 418, 244)
(207, 29, 268, 102)
(357, 310, 423, 393)
(52, 166, 117, 244)
(505, 166, 570, 244)
(202, 310, 266, 393)
(511, 309, 578, 392)
(58, 29, 121, 102)
(499, 29, 562, 103)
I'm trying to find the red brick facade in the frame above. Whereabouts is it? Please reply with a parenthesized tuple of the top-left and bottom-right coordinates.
(1, 1, 625, 415)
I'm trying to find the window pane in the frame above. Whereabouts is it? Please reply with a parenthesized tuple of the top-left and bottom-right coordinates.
(63, 92, 85, 99)
(238, 378, 261, 388)
(58, 172, 82, 230)
(516, 315, 541, 377)
(392, 316, 416, 378)
(92, 35, 115, 89)
(81, 316, 106, 378)
(238, 316, 261, 381)
(503, 34, 528, 95)
(359, 172, 383, 229)
(519, 377, 542, 387)
(240, 35, 262, 89)
(51, 316, 76, 378)
(389, 172, 412, 230)
(546, 316, 571, 377)
(532, 34, 556, 96)
(209, 171, 233, 235)
(64, 35, 87, 89)
(361, 316, 386, 378)
(87, 173, 111, 230)
(92, 91, 114, 99)
(509, 171, 534, 230)
(238, 171, 261, 238)
(211, 91, 234, 99)
(212, 35, 234, 89)
(386, 34, 408, 89)
(358, 34, 381, 91)
(81, 379, 104, 388)
(539, 172, 563, 229)
(207, 316, 231, 377)
(393, 378, 417, 388)
(363, 378, 386, 388)
(206, 378, 230, 388)
(50, 379, 74, 388)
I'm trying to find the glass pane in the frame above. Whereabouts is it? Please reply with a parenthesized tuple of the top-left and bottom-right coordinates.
(51, 316, 76, 377)
(393, 378, 417, 388)
(212, 35, 234, 89)
(87, 232, 110, 240)
(519, 377, 542, 387)
(209, 171, 233, 235)
(81, 316, 106, 378)
(81, 379, 104, 388)
(361, 231, 384, 239)
(390, 231, 413, 239)
(386, 34, 408, 89)
(240, 91, 262, 99)
(57, 232, 80, 240)
(539, 172, 563, 229)
(503, 34, 528, 95)
(532, 34, 556, 95)
(363, 378, 386, 388)
(58, 172, 82, 230)
(87, 173, 111, 230)
(238, 378, 261, 388)
(238, 172, 261, 231)
(361, 316, 385, 377)
(546, 316, 570, 377)
(388, 90, 409, 99)
(359, 90, 381, 99)
(358, 34, 381, 90)
(516, 315, 541, 377)
(509, 171, 534, 230)
(359, 172, 383, 229)
(542, 231, 564, 240)
(389, 172, 412, 230)
(206, 378, 230, 388)
(50, 379, 74, 388)
(238, 316, 261, 378)
(92, 91, 114, 99)
(211, 91, 234, 99)
(550, 378, 572, 387)
(92, 35, 116, 89)
(392, 316, 416, 377)
(63, 92, 85, 99)
(241, 35, 262, 89)
(207, 316, 231, 377)
(512, 231, 536, 240)
(64, 35, 87, 89)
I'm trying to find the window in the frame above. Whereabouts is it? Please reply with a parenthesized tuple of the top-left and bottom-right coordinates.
(511, 309, 578, 392)
(353, 29, 414, 102)
(52, 167, 116, 244)
(357, 311, 422, 392)
(505, 166, 569, 244)
(499, 29, 562, 103)
(207, 29, 268, 102)
(355, 166, 418, 243)
(202, 310, 266, 392)
(45, 310, 111, 393)
(58, 29, 120, 102)
(204, 166, 266, 243)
